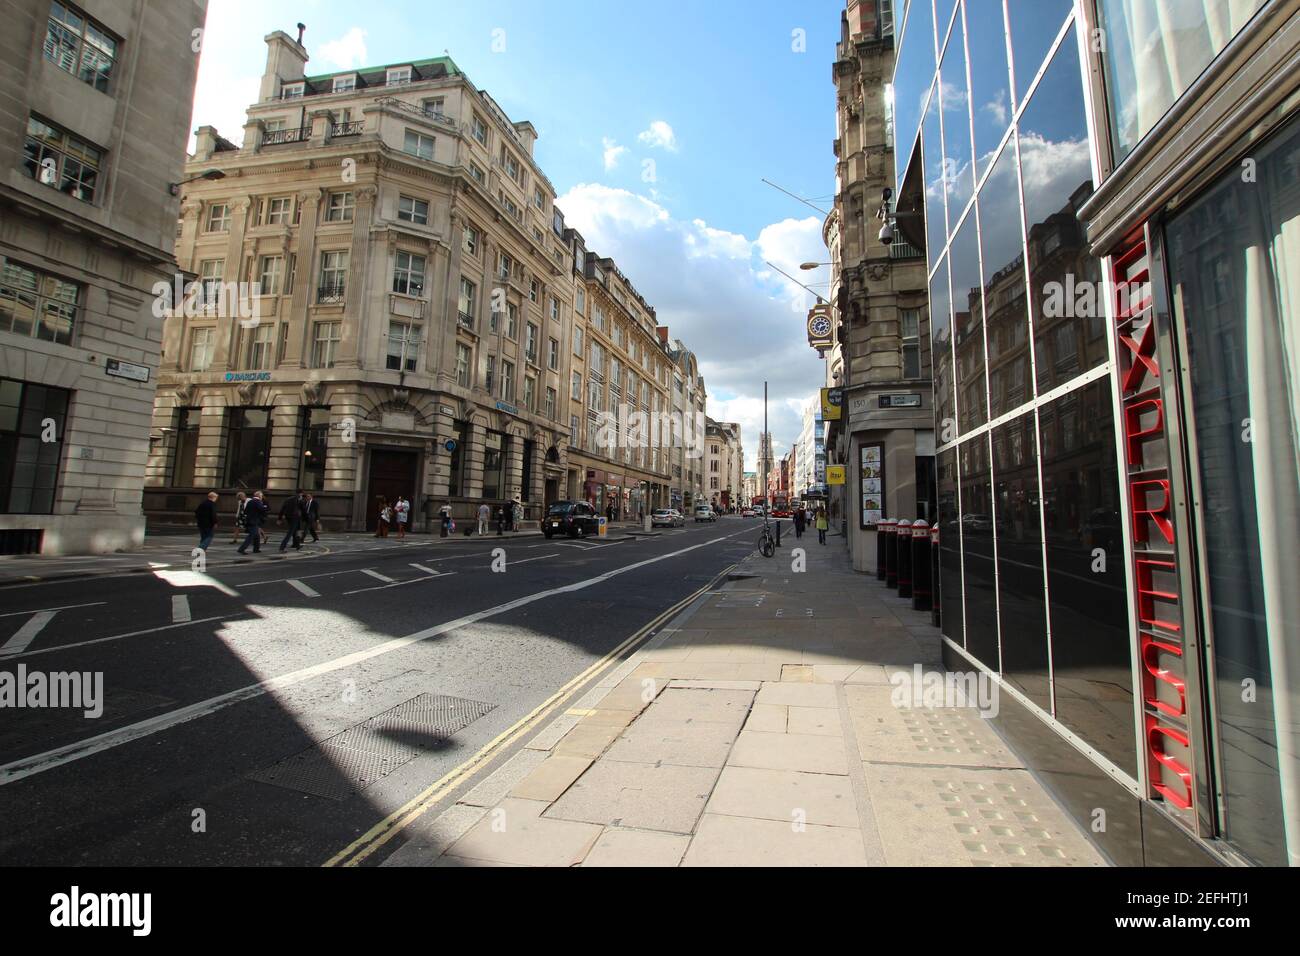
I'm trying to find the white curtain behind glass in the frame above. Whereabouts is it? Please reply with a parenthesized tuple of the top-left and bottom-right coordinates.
(1246, 185, 1300, 866)
(1111, 0, 1265, 152)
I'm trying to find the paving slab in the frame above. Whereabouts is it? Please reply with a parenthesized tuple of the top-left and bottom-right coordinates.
(755, 682, 839, 709)
(604, 715, 740, 768)
(444, 798, 602, 867)
(580, 828, 691, 867)
(639, 687, 754, 726)
(552, 721, 625, 759)
(544, 759, 720, 833)
(510, 754, 594, 803)
(845, 684, 1021, 769)
(459, 748, 549, 808)
(862, 763, 1107, 867)
(743, 703, 787, 733)
(681, 813, 868, 867)
(705, 766, 859, 828)
(785, 706, 842, 738)
(727, 731, 848, 775)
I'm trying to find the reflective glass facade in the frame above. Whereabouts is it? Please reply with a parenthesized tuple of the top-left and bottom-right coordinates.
(897, 0, 1132, 763)
(894, 0, 1299, 867)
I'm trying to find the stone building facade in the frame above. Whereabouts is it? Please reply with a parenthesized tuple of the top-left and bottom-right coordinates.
(822, 0, 932, 572)
(0, 0, 207, 555)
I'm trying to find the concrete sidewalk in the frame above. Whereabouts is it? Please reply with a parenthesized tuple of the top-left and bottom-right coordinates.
(385, 534, 1107, 867)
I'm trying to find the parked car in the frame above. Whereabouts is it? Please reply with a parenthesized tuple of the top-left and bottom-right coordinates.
(544, 500, 600, 538)
(651, 508, 684, 528)
(742, 508, 757, 518)
(694, 506, 717, 523)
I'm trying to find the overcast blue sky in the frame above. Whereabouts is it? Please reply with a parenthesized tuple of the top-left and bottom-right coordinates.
(194, 0, 846, 463)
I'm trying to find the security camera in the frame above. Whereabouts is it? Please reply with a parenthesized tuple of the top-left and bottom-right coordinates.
(878, 221, 895, 244)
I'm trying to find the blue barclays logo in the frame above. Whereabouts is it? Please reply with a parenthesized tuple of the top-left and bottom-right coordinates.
(226, 372, 272, 383)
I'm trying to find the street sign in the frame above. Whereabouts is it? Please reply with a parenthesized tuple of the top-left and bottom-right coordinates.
(827, 465, 846, 485)
(821, 388, 843, 421)
(879, 394, 922, 408)
(105, 359, 149, 383)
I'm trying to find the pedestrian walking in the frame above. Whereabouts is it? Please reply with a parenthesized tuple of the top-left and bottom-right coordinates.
(232, 491, 248, 544)
(495, 503, 506, 536)
(511, 496, 522, 534)
(237, 491, 268, 554)
(278, 490, 307, 552)
(477, 501, 491, 536)
(195, 491, 218, 551)
(375, 496, 391, 537)
(304, 492, 321, 542)
(395, 496, 410, 539)
(793, 506, 806, 540)
(439, 502, 452, 537)
(816, 506, 829, 545)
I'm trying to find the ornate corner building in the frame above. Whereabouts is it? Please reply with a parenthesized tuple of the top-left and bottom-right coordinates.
(822, 0, 933, 574)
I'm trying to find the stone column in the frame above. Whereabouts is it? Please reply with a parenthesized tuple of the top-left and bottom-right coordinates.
(528, 433, 546, 505)
(266, 394, 301, 492)
(428, 405, 456, 497)
(463, 418, 487, 499)
(326, 389, 365, 494)
(504, 428, 524, 501)
(282, 188, 322, 369)
(337, 185, 377, 370)
(437, 210, 468, 387)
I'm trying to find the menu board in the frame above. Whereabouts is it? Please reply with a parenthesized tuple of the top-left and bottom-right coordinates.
(860, 443, 884, 529)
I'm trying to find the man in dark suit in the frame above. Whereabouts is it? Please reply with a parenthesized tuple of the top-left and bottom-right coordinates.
(304, 492, 321, 543)
(237, 491, 268, 555)
(195, 491, 219, 551)
(279, 490, 308, 552)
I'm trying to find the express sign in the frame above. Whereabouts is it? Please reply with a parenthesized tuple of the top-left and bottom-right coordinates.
(1113, 234, 1194, 814)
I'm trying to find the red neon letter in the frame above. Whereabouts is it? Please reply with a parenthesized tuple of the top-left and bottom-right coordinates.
(1141, 631, 1187, 718)
(1135, 558, 1180, 633)
(1147, 719, 1194, 810)
(1124, 398, 1164, 468)
(1119, 320, 1160, 394)
(1131, 478, 1175, 545)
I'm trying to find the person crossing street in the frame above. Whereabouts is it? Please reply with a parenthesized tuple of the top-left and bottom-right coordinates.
(278, 490, 308, 552)
(236, 491, 269, 555)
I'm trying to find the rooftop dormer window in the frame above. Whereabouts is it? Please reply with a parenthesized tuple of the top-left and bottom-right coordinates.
(281, 82, 305, 99)
(332, 75, 356, 94)
(386, 66, 411, 87)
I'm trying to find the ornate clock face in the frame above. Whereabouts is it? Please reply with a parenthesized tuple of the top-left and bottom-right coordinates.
(809, 316, 832, 338)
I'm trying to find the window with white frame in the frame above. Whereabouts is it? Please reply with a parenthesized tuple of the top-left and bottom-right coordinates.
(458, 277, 476, 327)
(571, 372, 582, 401)
(0, 260, 80, 346)
(387, 66, 411, 86)
(545, 386, 557, 420)
(529, 278, 540, 303)
(189, 327, 215, 371)
(575, 288, 585, 314)
(312, 321, 341, 368)
(498, 252, 513, 280)
(325, 191, 354, 222)
(548, 337, 559, 370)
(332, 75, 356, 93)
(422, 97, 444, 116)
(455, 342, 472, 387)
(392, 251, 426, 297)
(387, 320, 421, 371)
(398, 195, 429, 225)
(198, 259, 223, 305)
(469, 163, 486, 186)
(281, 82, 304, 99)
(523, 376, 535, 412)
(463, 223, 479, 255)
(264, 196, 292, 225)
(404, 129, 434, 161)
(246, 322, 275, 370)
(205, 203, 230, 233)
(472, 115, 488, 146)
(573, 326, 583, 356)
(507, 303, 519, 339)
(525, 323, 539, 365)
(318, 251, 348, 301)
(534, 187, 545, 210)
(485, 355, 496, 393)
(500, 360, 515, 401)
(257, 255, 284, 296)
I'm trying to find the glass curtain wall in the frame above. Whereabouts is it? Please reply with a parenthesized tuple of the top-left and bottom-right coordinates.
(895, 0, 1135, 775)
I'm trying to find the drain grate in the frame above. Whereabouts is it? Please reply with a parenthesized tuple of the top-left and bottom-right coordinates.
(248, 693, 495, 801)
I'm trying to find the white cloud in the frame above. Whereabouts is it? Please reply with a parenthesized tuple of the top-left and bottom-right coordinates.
(558, 183, 828, 466)
(319, 27, 368, 70)
(637, 120, 679, 152)
(602, 137, 629, 172)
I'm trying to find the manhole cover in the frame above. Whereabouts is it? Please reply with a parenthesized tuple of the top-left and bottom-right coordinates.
(248, 693, 495, 801)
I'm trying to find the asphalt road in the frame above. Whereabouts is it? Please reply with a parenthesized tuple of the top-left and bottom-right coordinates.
(0, 517, 759, 866)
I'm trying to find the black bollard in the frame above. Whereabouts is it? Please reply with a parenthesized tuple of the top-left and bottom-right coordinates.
(911, 519, 931, 611)
(930, 523, 941, 628)
(897, 518, 913, 599)
(876, 521, 887, 581)
(884, 520, 898, 589)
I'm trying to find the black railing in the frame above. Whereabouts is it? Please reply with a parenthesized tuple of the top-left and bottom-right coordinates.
(317, 282, 346, 304)
(457, 311, 475, 329)
(263, 127, 307, 146)
(331, 121, 364, 137)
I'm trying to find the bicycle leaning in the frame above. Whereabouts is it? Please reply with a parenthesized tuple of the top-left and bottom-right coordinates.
(758, 515, 776, 558)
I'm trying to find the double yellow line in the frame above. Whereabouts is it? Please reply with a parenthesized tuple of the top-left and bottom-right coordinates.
(323, 565, 734, 868)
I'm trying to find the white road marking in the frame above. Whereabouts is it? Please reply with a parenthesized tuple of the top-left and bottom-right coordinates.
(342, 573, 457, 596)
(171, 596, 191, 623)
(0, 527, 752, 785)
(0, 602, 105, 619)
(287, 579, 320, 598)
(499, 554, 561, 567)
(2, 615, 246, 661)
(409, 564, 440, 576)
(359, 569, 396, 584)
(0, 611, 58, 657)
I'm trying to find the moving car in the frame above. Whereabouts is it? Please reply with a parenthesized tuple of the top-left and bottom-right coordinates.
(544, 500, 600, 538)
(694, 505, 717, 523)
(742, 508, 757, 518)
(651, 508, 684, 528)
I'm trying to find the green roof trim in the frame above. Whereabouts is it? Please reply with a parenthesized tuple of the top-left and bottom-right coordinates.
(305, 55, 461, 84)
